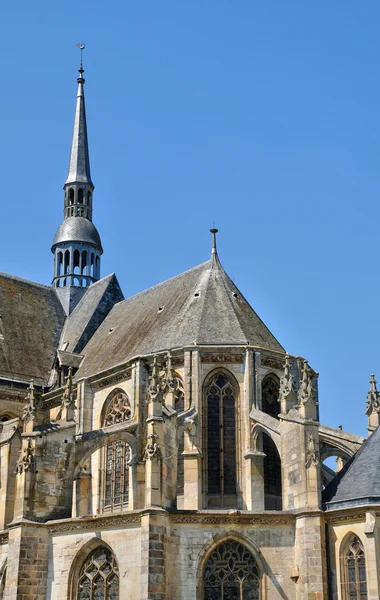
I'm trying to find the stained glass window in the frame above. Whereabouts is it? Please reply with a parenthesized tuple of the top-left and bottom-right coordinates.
(103, 441, 131, 510)
(77, 547, 119, 600)
(203, 540, 260, 600)
(341, 536, 367, 600)
(262, 375, 280, 419)
(103, 390, 131, 427)
(206, 372, 237, 503)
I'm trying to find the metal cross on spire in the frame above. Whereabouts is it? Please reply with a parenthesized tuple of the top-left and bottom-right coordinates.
(76, 42, 85, 75)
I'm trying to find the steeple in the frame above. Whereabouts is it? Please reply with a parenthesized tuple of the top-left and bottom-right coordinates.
(65, 50, 93, 189)
(51, 46, 103, 291)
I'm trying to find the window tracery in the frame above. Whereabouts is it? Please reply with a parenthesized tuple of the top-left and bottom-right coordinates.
(103, 441, 131, 511)
(341, 535, 367, 600)
(203, 540, 260, 600)
(206, 371, 237, 504)
(77, 546, 119, 600)
(262, 375, 280, 419)
(102, 390, 131, 427)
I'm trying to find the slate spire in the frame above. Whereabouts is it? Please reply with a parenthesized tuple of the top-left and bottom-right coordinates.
(51, 47, 103, 293)
(65, 49, 93, 187)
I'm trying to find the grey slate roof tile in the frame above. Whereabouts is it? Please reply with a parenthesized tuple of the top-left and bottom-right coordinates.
(0, 273, 66, 385)
(324, 425, 380, 508)
(76, 256, 284, 379)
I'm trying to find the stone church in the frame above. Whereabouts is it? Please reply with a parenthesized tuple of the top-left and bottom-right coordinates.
(0, 58, 379, 600)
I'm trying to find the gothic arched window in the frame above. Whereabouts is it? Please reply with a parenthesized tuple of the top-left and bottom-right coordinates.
(77, 546, 119, 600)
(341, 535, 367, 600)
(206, 371, 237, 506)
(102, 441, 131, 511)
(262, 374, 280, 419)
(102, 389, 131, 427)
(203, 540, 260, 600)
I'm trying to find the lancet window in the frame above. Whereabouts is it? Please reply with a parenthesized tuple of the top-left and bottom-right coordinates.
(203, 540, 260, 600)
(102, 389, 131, 427)
(77, 546, 119, 600)
(341, 535, 367, 600)
(102, 441, 131, 511)
(262, 374, 280, 419)
(206, 371, 237, 505)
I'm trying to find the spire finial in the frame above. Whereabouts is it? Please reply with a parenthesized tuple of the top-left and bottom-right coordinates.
(76, 42, 85, 80)
(210, 228, 218, 256)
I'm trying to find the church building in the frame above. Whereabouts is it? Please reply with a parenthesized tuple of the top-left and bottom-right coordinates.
(0, 58, 379, 600)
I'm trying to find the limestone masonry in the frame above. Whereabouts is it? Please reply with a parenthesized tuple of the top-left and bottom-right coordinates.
(0, 57, 378, 599)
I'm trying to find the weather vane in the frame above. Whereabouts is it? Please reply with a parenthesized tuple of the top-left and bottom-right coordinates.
(76, 42, 85, 71)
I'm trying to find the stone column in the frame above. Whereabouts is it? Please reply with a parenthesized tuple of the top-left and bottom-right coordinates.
(244, 449, 265, 512)
(140, 510, 168, 600)
(5, 521, 49, 600)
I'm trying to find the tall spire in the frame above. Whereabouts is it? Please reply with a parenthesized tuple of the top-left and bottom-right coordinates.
(51, 46, 103, 294)
(65, 44, 92, 186)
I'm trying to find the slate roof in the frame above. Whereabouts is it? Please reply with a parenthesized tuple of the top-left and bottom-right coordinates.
(52, 216, 102, 251)
(0, 274, 66, 385)
(76, 255, 284, 379)
(324, 425, 380, 509)
(59, 273, 124, 354)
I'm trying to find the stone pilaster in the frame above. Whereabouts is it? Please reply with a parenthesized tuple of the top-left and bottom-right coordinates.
(140, 511, 168, 600)
(364, 511, 380, 599)
(72, 467, 92, 517)
(295, 513, 327, 600)
(281, 417, 321, 510)
(183, 451, 202, 510)
(244, 449, 265, 511)
(5, 521, 49, 600)
(144, 421, 163, 508)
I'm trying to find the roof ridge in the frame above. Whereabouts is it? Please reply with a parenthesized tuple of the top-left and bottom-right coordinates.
(0, 273, 53, 290)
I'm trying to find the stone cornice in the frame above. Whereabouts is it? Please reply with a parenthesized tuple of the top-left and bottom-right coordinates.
(170, 511, 296, 525)
(47, 512, 141, 533)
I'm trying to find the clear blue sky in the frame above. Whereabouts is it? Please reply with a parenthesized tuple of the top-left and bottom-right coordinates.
(0, 1, 379, 437)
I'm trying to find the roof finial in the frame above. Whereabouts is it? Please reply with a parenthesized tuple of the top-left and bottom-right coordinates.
(76, 42, 85, 80)
(210, 228, 218, 257)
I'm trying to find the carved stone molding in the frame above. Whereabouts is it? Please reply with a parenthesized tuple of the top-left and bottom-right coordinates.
(171, 356, 184, 367)
(15, 438, 34, 474)
(48, 514, 141, 534)
(325, 512, 365, 524)
(0, 533, 8, 545)
(91, 369, 132, 392)
(170, 514, 295, 525)
(260, 356, 284, 370)
(201, 354, 243, 364)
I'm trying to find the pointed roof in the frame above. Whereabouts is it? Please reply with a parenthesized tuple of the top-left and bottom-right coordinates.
(76, 255, 284, 379)
(65, 63, 93, 186)
(58, 273, 124, 354)
(324, 425, 380, 509)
